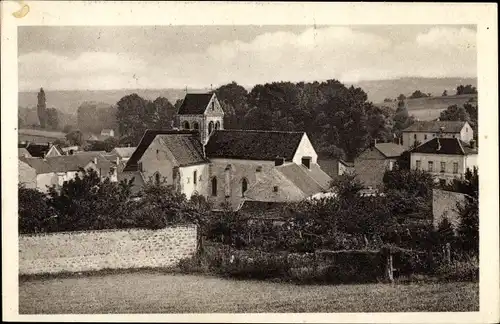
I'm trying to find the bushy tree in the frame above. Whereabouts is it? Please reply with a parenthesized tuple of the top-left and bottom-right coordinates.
(66, 129, 85, 146)
(216, 82, 249, 129)
(409, 90, 429, 99)
(37, 88, 47, 128)
(46, 108, 59, 130)
(442, 90, 448, 96)
(456, 84, 477, 95)
(393, 100, 415, 135)
(18, 185, 54, 234)
(383, 168, 435, 198)
(439, 104, 470, 122)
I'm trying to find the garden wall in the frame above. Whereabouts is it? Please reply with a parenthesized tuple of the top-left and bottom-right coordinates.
(19, 225, 197, 275)
(433, 189, 466, 231)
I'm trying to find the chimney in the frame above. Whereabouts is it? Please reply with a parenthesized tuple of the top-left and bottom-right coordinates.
(469, 139, 476, 149)
(302, 156, 311, 170)
(439, 126, 445, 137)
(93, 157, 98, 164)
(275, 157, 285, 166)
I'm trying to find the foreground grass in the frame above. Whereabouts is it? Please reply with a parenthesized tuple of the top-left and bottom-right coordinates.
(19, 272, 478, 314)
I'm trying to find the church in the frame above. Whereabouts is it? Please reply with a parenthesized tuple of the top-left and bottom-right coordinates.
(121, 92, 332, 210)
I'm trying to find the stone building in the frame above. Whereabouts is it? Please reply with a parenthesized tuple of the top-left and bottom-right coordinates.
(353, 142, 405, 189)
(121, 93, 332, 210)
(401, 120, 473, 149)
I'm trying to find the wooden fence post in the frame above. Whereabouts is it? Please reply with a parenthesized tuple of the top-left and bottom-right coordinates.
(386, 252, 394, 283)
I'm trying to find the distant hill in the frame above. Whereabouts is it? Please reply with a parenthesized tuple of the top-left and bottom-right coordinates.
(18, 88, 208, 114)
(350, 77, 477, 104)
(375, 94, 477, 121)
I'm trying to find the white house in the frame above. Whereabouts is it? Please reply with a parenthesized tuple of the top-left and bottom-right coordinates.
(401, 120, 474, 149)
(410, 137, 478, 184)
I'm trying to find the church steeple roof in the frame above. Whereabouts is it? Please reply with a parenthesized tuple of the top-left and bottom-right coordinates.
(177, 93, 215, 115)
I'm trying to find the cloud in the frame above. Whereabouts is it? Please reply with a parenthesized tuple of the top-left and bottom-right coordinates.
(18, 26, 477, 91)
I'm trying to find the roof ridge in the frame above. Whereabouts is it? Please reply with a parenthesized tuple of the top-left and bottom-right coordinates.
(214, 129, 305, 134)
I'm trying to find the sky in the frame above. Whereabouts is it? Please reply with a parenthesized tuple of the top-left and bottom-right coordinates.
(18, 25, 477, 91)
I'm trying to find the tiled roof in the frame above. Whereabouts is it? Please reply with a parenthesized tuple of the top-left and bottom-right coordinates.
(301, 163, 333, 189)
(156, 134, 208, 167)
(45, 152, 112, 173)
(402, 121, 467, 133)
(237, 200, 290, 219)
(411, 138, 477, 155)
(375, 143, 406, 158)
(18, 148, 32, 158)
(177, 93, 214, 115)
(277, 163, 325, 197)
(112, 147, 136, 158)
(21, 143, 50, 158)
(205, 129, 305, 161)
(19, 157, 53, 174)
(123, 130, 203, 172)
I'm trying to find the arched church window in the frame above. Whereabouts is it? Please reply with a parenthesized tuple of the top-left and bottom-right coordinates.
(183, 121, 190, 129)
(211, 177, 217, 196)
(155, 172, 161, 185)
(241, 178, 248, 197)
(193, 170, 198, 185)
(208, 121, 214, 134)
(215, 121, 220, 130)
(193, 122, 199, 130)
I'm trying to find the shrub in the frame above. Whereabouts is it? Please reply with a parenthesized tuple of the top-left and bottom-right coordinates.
(434, 256, 479, 282)
(18, 185, 55, 234)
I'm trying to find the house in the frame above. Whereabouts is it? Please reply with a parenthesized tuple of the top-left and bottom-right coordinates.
(122, 93, 332, 210)
(19, 152, 116, 193)
(317, 157, 355, 179)
(45, 144, 62, 157)
(401, 120, 473, 149)
(410, 137, 478, 184)
(101, 129, 115, 137)
(353, 142, 405, 189)
(111, 147, 136, 162)
(176, 93, 224, 145)
(122, 130, 209, 199)
(60, 145, 81, 155)
(19, 143, 51, 158)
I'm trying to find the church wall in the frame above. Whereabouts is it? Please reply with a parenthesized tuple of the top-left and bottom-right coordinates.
(292, 133, 318, 165)
(208, 158, 275, 209)
(139, 138, 176, 185)
(179, 163, 210, 199)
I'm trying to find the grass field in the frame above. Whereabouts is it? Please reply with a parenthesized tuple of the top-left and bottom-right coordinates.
(19, 272, 478, 314)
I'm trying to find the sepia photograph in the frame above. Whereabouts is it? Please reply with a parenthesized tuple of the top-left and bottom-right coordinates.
(2, 1, 499, 323)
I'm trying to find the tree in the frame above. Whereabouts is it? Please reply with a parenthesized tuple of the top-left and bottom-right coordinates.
(116, 94, 150, 145)
(46, 108, 59, 130)
(151, 97, 175, 129)
(383, 168, 435, 199)
(456, 84, 477, 95)
(442, 90, 448, 96)
(330, 172, 364, 200)
(439, 104, 470, 122)
(383, 98, 393, 102)
(18, 185, 54, 234)
(397, 94, 406, 101)
(37, 88, 47, 128)
(216, 82, 249, 129)
(393, 100, 415, 135)
(66, 130, 85, 146)
(409, 90, 429, 99)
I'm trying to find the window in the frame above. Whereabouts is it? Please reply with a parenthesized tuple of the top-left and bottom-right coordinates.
(183, 121, 190, 129)
(414, 134, 417, 139)
(439, 179, 446, 187)
(428, 161, 434, 172)
(466, 127, 468, 133)
(388, 161, 394, 171)
(273, 186, 279, 193)
(440, 161, 446, 173)
(193, 122, 199, 130)
(416, 160, 421, 170)
(211, 177, 217, 196)
(215, 121, 220, 130)
(154, 172, 161, 185)
(138, 162, 143, 172)
(424, 134, 428, 140)
(193, 170, 197, 185)
(208, 121, 214, 134)
(453, 162, 459, 174)
(211, 102, 215, 110)
(241, 178, 248, 197)
(452, 134, 456, 138)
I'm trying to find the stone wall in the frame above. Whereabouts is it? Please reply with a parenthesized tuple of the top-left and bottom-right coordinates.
(19, 225, 197, 275)
(432, 189, 467, 232)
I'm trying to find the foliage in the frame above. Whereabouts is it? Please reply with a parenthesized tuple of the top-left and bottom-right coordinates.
(37, 88, 47, 128)
(383, 168, 435, 198)
(116, 94, 175, 145)
(18, 185, 54, 234)
(392, 100, 415, 136)
(397, 94, 406, 101)
(215, 82, 249, 129)
(46, 108, 60, 130)
(383, 98, 393, 102)
(434, 256, 479, 282)
(409, 90, 430, 99)
(66, 130, 85, 146)
(442, 90, 448, 96)
(85, 136, 119, 152)
(439, 104, 470, 122)
(77, 102, 117, 134)
(456, 84, 477, 95)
